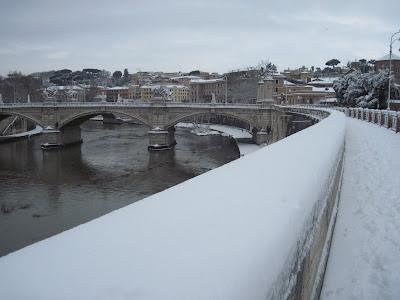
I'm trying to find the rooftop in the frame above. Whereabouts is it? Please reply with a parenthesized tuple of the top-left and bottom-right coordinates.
(376, 53, 400, 61)
(171, 75, 202, 80)
(190, 78, 225, 84)
(107, 86, 129, 90)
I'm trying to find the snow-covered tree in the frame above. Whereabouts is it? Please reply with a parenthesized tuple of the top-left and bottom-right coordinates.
(153, 86, 169, 99)
(257, 60, 277, 76)
(333, 70, 390, 108)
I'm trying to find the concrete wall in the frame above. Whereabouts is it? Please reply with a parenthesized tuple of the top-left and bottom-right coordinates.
(288, 151, 344, 300)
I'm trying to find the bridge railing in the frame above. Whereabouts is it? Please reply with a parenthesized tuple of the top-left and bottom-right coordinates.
(0, 101, 262, 109)
(334, 107, 400, 132)
(0, 107, 346, 300)
(275, 105, 331, 121)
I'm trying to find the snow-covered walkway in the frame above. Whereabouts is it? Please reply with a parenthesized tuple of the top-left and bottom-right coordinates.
(321, 118, 400, 300)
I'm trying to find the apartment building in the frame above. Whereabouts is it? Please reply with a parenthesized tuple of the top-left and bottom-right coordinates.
(106, 87, 130, 102)
(189, 78, 226, 103)
(139, 84, 189, 101)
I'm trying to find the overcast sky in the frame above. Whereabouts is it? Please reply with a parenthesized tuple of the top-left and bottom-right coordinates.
(0, 0, 399, 75)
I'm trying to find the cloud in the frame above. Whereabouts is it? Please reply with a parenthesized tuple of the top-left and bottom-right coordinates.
(0, 0, 399, 75)
(46, 51, 69, 60)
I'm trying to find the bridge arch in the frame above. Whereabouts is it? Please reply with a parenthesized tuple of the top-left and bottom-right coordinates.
(59, 110, 151, 128)
(165, 111, 259, 131)
(0, 111, 45, 128)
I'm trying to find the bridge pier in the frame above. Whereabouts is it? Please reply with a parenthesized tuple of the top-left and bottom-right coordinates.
(254, 129, 271, 145)
(102, 113, 123, 124)
(148, 127, 176, 151)
(41, 126, 82, 148)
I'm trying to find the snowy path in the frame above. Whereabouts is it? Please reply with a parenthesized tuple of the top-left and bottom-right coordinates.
(321, 118, 400, 300)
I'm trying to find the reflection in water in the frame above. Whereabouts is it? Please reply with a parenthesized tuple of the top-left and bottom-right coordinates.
(0, 122, 239, 256)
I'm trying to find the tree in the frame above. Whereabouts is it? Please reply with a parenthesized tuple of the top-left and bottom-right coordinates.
(189, 70, 200, 76)
(325, 59, 340, 67)
(257, 60, 277, 76)
(358, 59, 370, 73)
(153, 86, 169, 99)
(333, 70, 390, 108)
(112, 71, 122, 79)
(0, 72, 43, 102)
(123, 68, 129, 83)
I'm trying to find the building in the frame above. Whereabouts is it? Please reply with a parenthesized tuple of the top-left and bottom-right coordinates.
(164, 85, 189, 102)
(375, 53, 400, 83)
(281, 67, 312, 83)
(105, 87, 131, 102)
(128, 85, 141, 99)
(170, 75, 202, 87)
(189, 78, 227, 103)
(256, 75, 335, 105)
(139, 84, 189, 102)
(280, 81, 335, 105)
(140, 85, 156, 100)
(44, 85, 85, 102)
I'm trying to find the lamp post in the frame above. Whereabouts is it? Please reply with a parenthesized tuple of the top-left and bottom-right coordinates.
(387, 29, 400, 110)
(224, 76, 228, 104)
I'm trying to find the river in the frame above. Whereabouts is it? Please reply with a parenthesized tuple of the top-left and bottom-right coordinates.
(0, 121, 240, 256)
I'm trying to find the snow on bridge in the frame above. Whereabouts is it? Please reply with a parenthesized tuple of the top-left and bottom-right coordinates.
(321, 118, 400, 300)
(0, 109, 346, 299)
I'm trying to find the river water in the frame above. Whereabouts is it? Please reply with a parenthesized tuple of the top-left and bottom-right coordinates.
(0, 122, 239, 256)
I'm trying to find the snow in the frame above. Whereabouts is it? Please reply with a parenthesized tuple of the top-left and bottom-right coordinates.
(0, 111, 346, 300)
(176, 122, 252, 139)
(237, 143, 261, 156)
(171, 75, 201, 80)
(321, 118, 400, 300)
(176, 122, 259, 155)
(311, 86, 335, 93)
(320, 98, 338, 103)
(90, 115, 104, 121)
(190, 78, 225, 84)
(107, 86, 129, 90)
(284, 80, 295, 85)
(376, 53, 400, 61)
(1, 125, 42, 138)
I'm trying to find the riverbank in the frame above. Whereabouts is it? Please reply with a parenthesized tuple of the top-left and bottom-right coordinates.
(176, 122, 261, 156)
(0, 125, 43, 143)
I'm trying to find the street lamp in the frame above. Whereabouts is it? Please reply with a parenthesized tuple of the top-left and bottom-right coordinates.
(224, 76, 228, 104)
(387, 29, 400, 110)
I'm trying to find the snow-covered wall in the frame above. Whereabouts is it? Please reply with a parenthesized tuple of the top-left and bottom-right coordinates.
(0, 110, 346, 300)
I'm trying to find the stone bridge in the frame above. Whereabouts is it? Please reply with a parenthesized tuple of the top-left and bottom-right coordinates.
(0, 102, 322, 150)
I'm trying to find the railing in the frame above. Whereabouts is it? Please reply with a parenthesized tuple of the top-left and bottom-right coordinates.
(0, 101, 262, 109)
(334, 107, 400, 132)
(276, 105, 330, 121)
